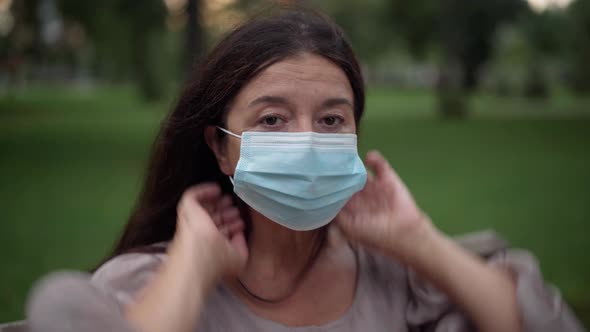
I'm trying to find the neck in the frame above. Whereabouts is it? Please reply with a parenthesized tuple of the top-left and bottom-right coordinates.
(234, 208, 326, 302)
(246, 209, 324, 277)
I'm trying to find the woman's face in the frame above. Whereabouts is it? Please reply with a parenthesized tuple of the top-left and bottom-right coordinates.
(210, 52, 356, 176)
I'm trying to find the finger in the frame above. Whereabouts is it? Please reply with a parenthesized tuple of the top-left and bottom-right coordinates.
(194, 184, 226, 215)
(334, 211, 354, 235)
(179, 184, 219, 215)
(216, 195, 233, 211)
(226, 219, 245, 235)
(221, 207, 240, 223)
(366, 152, 415, 205)
(219, 224, 230, 237)
(177, 197, 207, 224)
(208, 197, 230, 226)
(229, 232, 249, 263)
(365, 171, 375, 184)
(365, 150, 394, 182)
(210, 208, 222, 226)
(185, 183, 222, 202)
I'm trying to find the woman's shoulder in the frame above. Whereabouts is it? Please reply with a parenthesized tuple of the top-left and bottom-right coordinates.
(359, 230, 583, 331)
(356, 230, 514, 320)
(91, 242, 169, 305)
(358, 229, 510, 271)
(357, 229, 525, 299)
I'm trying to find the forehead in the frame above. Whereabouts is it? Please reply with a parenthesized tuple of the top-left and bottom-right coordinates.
(235, 53, 353, 103)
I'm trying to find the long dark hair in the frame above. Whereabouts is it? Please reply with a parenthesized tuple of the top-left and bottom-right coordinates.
(102, 7, 366, 263)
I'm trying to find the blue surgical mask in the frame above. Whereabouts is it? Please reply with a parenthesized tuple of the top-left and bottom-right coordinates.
(217, 127, 367, 231)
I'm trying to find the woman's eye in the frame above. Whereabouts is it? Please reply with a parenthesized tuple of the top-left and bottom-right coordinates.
(321, 116, 342, 126)
(259, 115, 283, 127)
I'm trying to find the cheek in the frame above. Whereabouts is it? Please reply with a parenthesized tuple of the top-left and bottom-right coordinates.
(227, 140, 241, 171)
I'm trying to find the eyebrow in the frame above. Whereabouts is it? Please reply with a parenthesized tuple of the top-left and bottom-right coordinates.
(248, 95, 353, 110)
(321, 97, 353, 109)
(248, 95, 291, 108)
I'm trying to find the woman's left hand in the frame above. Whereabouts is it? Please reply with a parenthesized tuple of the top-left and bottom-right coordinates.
(336, 150, 433, 264)
(337, 151, 525, 332)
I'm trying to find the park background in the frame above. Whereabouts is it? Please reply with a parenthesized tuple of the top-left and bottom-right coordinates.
(0, 0, 589, 327)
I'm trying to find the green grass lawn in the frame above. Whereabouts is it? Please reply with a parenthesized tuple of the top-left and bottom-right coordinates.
(1, 86, 589, 327)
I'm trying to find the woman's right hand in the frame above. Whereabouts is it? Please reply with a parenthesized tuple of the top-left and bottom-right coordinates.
(173, 183, 248, 283)
(125, 183, 248, 332)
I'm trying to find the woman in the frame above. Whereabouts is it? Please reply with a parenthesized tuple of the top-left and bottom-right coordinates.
(27, 8, 583, 332)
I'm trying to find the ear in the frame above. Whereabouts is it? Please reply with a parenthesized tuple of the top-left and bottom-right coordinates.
(205, 126, 233, 176)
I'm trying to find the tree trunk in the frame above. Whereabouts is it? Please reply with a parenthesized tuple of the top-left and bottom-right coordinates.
(131, 27, 162, 102)
(437, 60, 468, 119)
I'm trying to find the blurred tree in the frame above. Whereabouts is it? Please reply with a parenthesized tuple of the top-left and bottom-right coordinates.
(59, 0, 166, 101)
(185, 0, 205, 77)
(442, 0, 527, 91)
(0, 0, 40, 88)
(119, 0, 166, 101)
(523, 61, 548, 98)
(567, 0, 590, 94)
(521, 8, 569, 98)
(388, 1, 438, 59)
(389, 0, 527, 91)
(524, 9, 569, 56)
(389, 0, 527, 117)
(317, 0, 393, 63)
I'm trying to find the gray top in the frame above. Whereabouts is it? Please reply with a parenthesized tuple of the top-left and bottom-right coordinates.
(24, 232, 585, 332)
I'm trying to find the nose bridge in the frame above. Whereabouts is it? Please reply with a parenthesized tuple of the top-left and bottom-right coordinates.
(293, 107, 314, 132)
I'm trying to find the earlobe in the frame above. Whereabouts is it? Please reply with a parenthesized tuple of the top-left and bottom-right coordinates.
(204, 126, 232, 175)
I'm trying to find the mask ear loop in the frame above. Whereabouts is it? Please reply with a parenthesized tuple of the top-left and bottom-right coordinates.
(216, 126, 242, 139)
